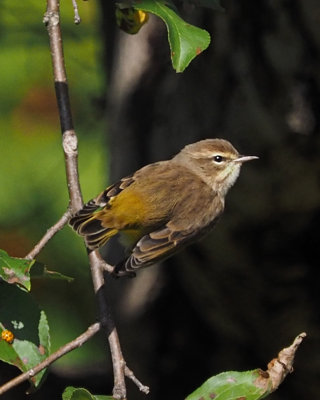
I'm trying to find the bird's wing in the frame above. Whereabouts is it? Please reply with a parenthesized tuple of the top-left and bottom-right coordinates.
(69, 161, 186, 250)
(114, 193, 224, 276)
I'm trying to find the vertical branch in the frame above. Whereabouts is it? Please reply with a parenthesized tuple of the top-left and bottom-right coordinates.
(44, 0, 82, 212)
(44, 1, 127, 398)
(88, 251, 127, 398)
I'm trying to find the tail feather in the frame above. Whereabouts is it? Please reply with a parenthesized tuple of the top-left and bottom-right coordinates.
(69, 200, 100, 232)
(69, 200, 118, 250)
(85, 226, 118, 249)
(77, 217, 107, 235)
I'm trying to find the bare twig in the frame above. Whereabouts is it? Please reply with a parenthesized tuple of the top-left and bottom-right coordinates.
(25, 210, 71, 260)
(0, 323, 100, 396)
(71, 0, 81, 24)
(125, 366, 150, 394)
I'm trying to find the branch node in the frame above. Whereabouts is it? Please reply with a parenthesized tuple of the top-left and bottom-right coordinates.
(63, 130, 78, 155)
(100, 259, 115, 274)
(43, 11, 59, 27)
(112, 384, 127, 400)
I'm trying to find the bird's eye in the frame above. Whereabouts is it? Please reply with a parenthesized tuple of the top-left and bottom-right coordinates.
(213, 155, 224, 163)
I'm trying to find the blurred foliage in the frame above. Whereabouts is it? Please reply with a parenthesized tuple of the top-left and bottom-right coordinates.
(0, 0, 108, 373)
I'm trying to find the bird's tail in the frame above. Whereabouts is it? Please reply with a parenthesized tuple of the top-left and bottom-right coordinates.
(69, 200, 118, 250)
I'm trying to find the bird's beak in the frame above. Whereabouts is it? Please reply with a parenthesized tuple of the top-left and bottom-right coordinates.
(234, 155, 259, 163)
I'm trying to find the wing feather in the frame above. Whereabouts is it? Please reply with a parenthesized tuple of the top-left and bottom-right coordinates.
(114, 193, 224, 276)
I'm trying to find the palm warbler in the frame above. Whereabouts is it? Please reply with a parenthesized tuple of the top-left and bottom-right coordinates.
(70, 139, 258, 277)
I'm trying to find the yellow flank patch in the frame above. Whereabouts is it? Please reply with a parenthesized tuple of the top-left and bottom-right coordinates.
(107, 189, 148, 228)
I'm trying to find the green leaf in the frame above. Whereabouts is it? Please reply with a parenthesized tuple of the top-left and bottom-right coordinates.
(0, 283, 51, 389)
(133, 0, 211, 72)
(186, 370, 271, 400)
(0, 249, 35, 291)
(0, 250, 73, 292)
(12, 340, 48, 386)
(62, 386, 113, 400)
(38, 310, 51, 354)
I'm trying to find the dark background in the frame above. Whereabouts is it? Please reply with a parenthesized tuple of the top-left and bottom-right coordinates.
(1, 1, 319, 399)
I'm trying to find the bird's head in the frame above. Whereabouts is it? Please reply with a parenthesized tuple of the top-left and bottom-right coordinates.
(174, 138, 258, 196)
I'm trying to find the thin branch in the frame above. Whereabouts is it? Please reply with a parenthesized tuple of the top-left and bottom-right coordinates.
(72, 0, 81, 24)
(44, 0, 82, 212)
(25, 210, 71, 260)
(43, 2, 146, 398)
(88, 250, 127, 399)
(0, 323, 100, 396)
(125, 366, 150, 394)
